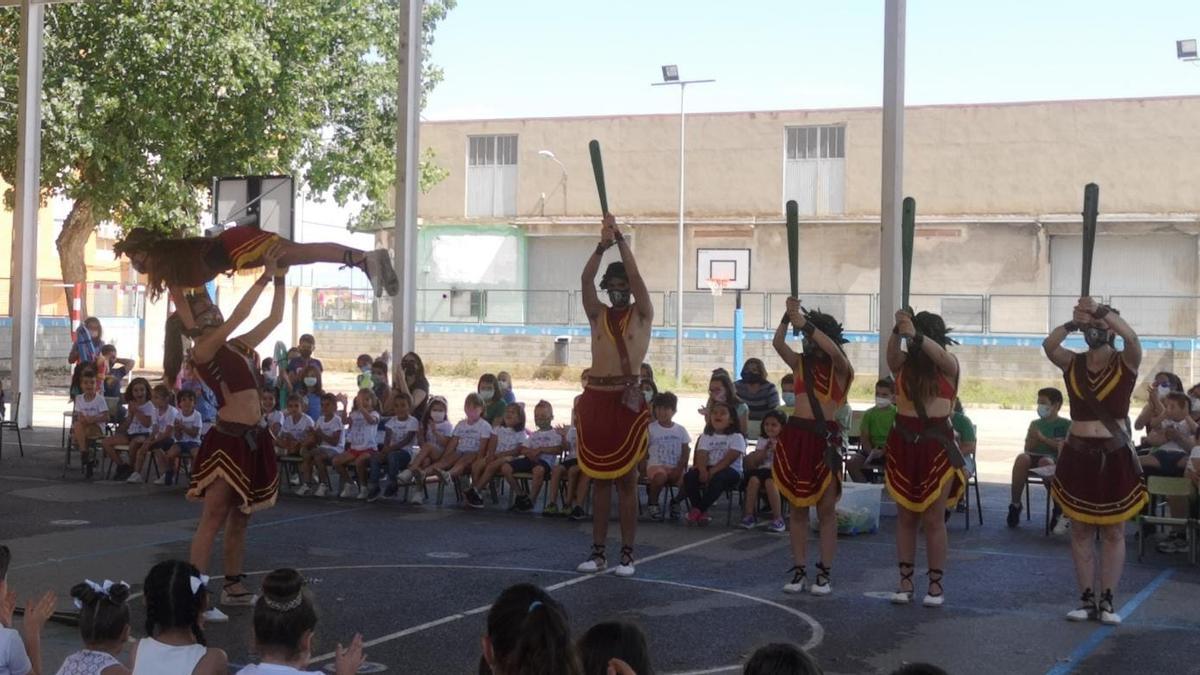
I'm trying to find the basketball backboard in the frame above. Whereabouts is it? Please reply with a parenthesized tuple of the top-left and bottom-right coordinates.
(213, 175, 295, 240)
(696, 248, 751, 290)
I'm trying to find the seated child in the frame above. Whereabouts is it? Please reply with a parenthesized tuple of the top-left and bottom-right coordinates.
(1140, 391, 1197, 553)
(438, 394, 492, 492)
(133, 560, 226, 674)
(132, 385, 176, 484)
(683, 402, 747, 526)
(545, 406, 590, 519)
(644, 392, 691, 522)
(59, 579, 132, 675)
(158, 389, 203, 487)
(1007, 387, 1069, 527)
(466, 403, 528, 509)
(846, 378, 896, 483)
(401, 396, 453, 505)
(274, 394, 315, 460)
(101, 378, 153, 481)
(501, 400, 563, 512)
(298, 394, 344, 498)
(370, 393, 419, 501)
(741, 410, 787, 532)
(778, 373, 796, 415)
(71, 368, 110, 479)
(332, 390, 381, 500)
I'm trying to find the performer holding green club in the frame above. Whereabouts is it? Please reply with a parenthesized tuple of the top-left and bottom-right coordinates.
(1042, 184, 1146, 626)
(884, 198, 967, 608)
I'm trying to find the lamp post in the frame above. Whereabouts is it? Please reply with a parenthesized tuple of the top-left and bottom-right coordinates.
(653, 65, 714, 384)
(537, 149, 567, 215)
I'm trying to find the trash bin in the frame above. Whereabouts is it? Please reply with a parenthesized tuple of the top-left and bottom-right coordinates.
(553, 336, 571, 365)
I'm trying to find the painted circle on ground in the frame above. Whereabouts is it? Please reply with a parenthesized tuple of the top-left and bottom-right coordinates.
(323, 662, 387, 673)
(49, 519, 90, 526)
(425, 551, 470, 559)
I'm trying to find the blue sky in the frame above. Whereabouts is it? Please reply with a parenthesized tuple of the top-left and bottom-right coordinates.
(423, 0, 1200, 120)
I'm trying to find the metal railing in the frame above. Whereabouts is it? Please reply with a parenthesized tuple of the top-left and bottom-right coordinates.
(311, 288, 1200, 338)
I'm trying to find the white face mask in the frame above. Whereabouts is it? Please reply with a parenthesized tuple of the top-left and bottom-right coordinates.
(498, 380, 510, 391)
(1190, 397, 1200, 413)
(1157, 384, 1173, 398)
(782, 392, 796, 407)
(479, 388, 495, 402)
(643, 390, 654, 403)
(875, 397, 892, 409)
(1037, 404, 1052, 419)
(430, 411, 446, 422)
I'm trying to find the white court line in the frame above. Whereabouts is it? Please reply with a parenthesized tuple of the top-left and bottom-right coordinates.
(296, 530, 815, 665)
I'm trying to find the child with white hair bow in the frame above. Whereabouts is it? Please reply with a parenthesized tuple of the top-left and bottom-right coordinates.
(57, 579, 132, 675)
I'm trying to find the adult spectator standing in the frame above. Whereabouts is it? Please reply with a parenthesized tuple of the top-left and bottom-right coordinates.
(1043, 297, 1145, 625)
(399, 352, 431, 419)
(575, 214, 653, 578)
(736, 358, 780, 440)
(99, 344, 135, 398)
(287, 334, 324, 386)
(68, 316, 106, 397)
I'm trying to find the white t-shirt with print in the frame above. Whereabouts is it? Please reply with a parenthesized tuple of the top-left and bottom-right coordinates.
(1158, 418, 1191, 453)
(526, 428, 564, 465)
(126, 401, 155, 435)
(150, 405, 178, 438)
(451, 418, 493, 455)
(494, 427, 528, 455)
(647, 422, 691, 467)
(174, 410, 204, 444)
(73, 393, 109, 424)
(315, 415, 345, 453)
(385, 416, 420, 453)
(347, 411, 380, 451)
(422, 420, 454, 449)
(0, 626, 31, 675)
(697, 432, 747, 474)
(278, 413, 315, 443)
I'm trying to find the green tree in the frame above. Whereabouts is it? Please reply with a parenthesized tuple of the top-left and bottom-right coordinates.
(0, 0, 454, 303)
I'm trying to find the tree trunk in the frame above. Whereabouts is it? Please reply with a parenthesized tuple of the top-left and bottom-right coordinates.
(55, 197, 95, 314)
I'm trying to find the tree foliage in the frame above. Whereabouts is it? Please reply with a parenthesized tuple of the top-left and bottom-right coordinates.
(0, 0, 454, 288)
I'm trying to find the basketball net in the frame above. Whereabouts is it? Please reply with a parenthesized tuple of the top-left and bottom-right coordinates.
(706, 277, 730, 297)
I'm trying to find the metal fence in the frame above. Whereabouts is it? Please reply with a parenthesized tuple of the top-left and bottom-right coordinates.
(0, 279, 144, 319)
(312, 289, 1200, 338)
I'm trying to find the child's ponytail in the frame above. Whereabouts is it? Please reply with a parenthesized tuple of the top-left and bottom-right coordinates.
(486, 584, 580, 675)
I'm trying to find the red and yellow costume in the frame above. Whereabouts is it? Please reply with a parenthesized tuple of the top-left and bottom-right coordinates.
(577, 308, 650, 480)
(884, 370, 966, 512)
(1051, 353, 1147, 524)
(218, 225, 280, 272)
(773, 358, 851, 506)
(187, 340, 279, 514)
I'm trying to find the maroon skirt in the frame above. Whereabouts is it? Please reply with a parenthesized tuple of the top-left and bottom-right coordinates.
(1051, 435, 1147, 525)
(884, 415, 965, 513)
(773, 418, 841, 507)
(576, 387, 649, 480)
(187, 425, 278, 514)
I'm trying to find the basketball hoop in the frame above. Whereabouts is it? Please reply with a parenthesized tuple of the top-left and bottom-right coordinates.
(706, 277, 730, 297)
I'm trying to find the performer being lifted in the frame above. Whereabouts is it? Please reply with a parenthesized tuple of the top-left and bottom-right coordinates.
(885, 310, 965, 607)
(1043, 297, 1145, 625)
(575, 214, 653, 577)
(772, 298, 853, 596)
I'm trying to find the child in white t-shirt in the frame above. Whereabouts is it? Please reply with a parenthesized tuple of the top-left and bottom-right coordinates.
(333, 390, 381, 500)
(371, 394, 420, 501)
(741, 410, 786, 532)
(300, 394, 345, 498)
(439, 394, 493, 490)
(275, 394, 316, 460)
(0, 545, 56, 675)
(466, 403, 528, 509)
(71, 369, 110, 479)
(101, 378, 153, 481)
(501, 400, 564, 511)
(159, 389, 204, 487)
(644, 392, 691, 522)
(404, 397, 454, 504)
(683, 402, 747, 526)
(131, 385, 175, 484)
(546, 404, 591, 520)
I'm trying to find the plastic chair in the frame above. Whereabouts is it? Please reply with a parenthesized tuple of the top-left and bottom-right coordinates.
(1136, 476, 1197, 561)
(1024, 467, 1055, 536)
(0, 392, 24, 460)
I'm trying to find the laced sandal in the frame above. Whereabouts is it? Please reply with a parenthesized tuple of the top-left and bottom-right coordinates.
(890, 562, 915, 604)
(1098, 589, 1120, 625)
(220, 574, 256, 606)
(783, 565, 808, 594)
(614, 545, 636, 577)
(810, 562, 832, 596)
(1066, 588, 1097, 622)
(576, 544, 607, 573)
(922, 568, 945, 607)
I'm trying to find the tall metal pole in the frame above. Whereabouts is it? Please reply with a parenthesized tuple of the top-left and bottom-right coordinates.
(392, 0, 422, 362)
(878, 0, 906, 377)
(11, 0, 44, 429)
(675, 83, 686, 384)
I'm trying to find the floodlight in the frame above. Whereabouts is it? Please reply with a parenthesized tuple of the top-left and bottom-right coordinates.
(661, 65, 679, 82)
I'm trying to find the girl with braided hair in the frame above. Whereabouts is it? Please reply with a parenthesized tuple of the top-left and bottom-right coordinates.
(58, 580, 132, 675)
(772, 298, 854, 596)
(114, 224, 398, 300)
(885, 310, 965, 607)
(132, 560, 226, 675)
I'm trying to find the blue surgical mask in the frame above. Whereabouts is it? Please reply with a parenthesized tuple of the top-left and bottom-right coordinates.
(303, 377, 318, 388)
(782, 392, 796, 407)
(1037, 404, 1052, 419)
(479, 388, 494, 402)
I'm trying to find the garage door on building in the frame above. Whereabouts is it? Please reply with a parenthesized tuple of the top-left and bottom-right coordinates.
(526, 236, 598, 325)
(1050, 234, 1197, 336)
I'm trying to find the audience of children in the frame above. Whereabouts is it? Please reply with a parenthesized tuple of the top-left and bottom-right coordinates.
(101, 378, 153, 482)
(157, 389, 203, 486)
(469, 403, 530, 509)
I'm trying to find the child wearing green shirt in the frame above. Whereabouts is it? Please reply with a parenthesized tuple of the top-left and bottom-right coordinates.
(847, 378, 897, 482)
(1008, 387, 1070, 528)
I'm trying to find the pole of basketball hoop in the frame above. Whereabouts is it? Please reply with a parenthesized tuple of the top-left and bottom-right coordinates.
(732, 289, 744, 376)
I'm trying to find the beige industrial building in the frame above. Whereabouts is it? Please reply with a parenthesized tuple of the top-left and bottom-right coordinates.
(416, 95, 1200, 337)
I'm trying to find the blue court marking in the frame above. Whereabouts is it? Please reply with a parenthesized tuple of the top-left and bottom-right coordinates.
(12, 506, 363, 571)
(1043, 568, 1176, 675)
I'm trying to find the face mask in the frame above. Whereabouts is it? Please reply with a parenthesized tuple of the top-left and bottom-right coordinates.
(1037, 404, 1052, 419)
(712, 389, 727, 403)
(643, 390, 654, 403)
(479, 388, 494, 401)
(1083, 327, 1109, 350)
(1191, 397, 1200, 413)
(360, 366, 371, 373)
(465, 408, 482, 423)
(782, 392, 796, 407)
(1157, 384, 1172, 398)
(741, 370, 762, 384)
(875, 397, 892, 409)
(403, 364, 416, 375)
(607, 289, 631, 307)
(430, 411, 446, 422)
(303, 377, 318, 387)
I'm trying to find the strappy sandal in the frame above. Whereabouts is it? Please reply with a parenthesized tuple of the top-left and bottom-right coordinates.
(1098, 589, 1120, 625)
(576, 543, 607, 573)
(220, 573, 256, 606)
(923, 568, 945, 607)
(783, 565, 808, 594)
(811, 562, 833, 596)
(1066, 588, 1097, 622)
(890, 562, 915, 604)
(615, 545, 636, 577)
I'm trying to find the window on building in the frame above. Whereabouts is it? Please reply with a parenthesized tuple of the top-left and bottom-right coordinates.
(784, 125, 845, 216)
(940, 296, 985, 333)
(450, 289, 485, 318)
(467, 135, 518, 218)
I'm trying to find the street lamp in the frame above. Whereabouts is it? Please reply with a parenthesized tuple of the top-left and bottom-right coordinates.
(652, 65, 714, 384)
(538, 149, 567, 215)
(1178, 39, 1198, 61)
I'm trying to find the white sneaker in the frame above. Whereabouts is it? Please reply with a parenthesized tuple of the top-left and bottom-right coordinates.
(436, 469, 452, 484)
(408, 489, 424, 505)
(125, 472, 143, 484)
(294, 484, 311, 497)
(153, 474, 168, 486)
(1053, 517, 1071, 536)
(811, 580, 832, 596)
(577, 558, 606, 573)
(1099, 607, 1121, 625)
(783, 567, 807, 594)
(922, 593, 944, 607)
(397, 469, 414, 484)
(289, 473, 301, 486)
(339, 483, 357, 499)
(357, 485, 370, 500)
(314, 484, 330, 498)
(1066, 606, 1094, 622)
(614, 562, 635, 577)
(202, 607, 229, 623)
(890, 591, 913, 605)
